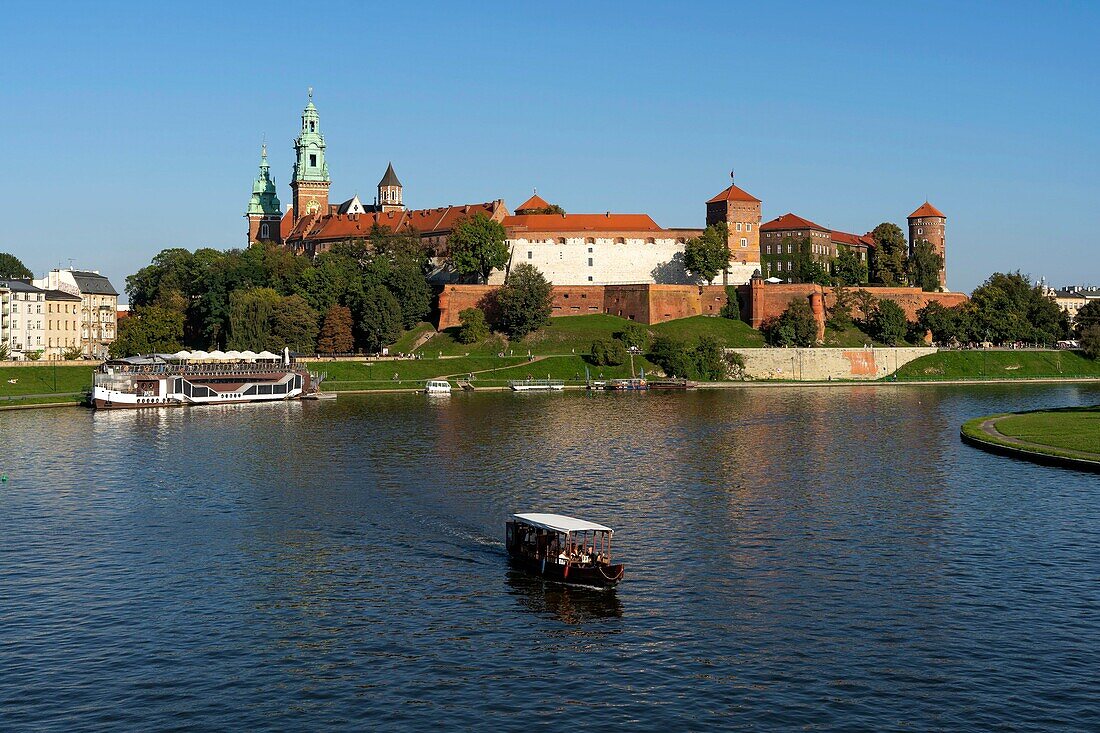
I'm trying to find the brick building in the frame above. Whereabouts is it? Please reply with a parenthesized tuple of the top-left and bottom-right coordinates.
(907, 202, 947, 289)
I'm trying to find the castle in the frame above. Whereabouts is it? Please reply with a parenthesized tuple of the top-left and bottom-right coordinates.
(246, 92, 948, 292)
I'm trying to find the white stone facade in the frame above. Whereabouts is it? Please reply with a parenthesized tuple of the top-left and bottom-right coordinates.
(0, 283, 46, 358)
(490, 236, 759, 287)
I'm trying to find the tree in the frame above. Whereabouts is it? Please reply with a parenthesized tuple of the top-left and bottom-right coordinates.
(827, 284, 853, 331)
(227, 287, 280, 351)
(357, 285, 404, 353)
(108, 305, 185, 357)
(683, 223, 730, 284)
(969, 271, 1065, 345)
(317, 305, 355, 353)
(62, 344, 84, 361)
(617, 324, 649, 350)
(800, 259, 832, 286)
(457, 307, 490, 344)
(908, 240, 944, 292)
(0, 252, 33, 279)
(832, 249, 867, 286)
(870, 300, 909, 345)
(648, 335, 727, 379)
(0, 343, 8, 360)
(268, 295, 319, 353)
(1080, 325, 1100, 360)
(852, 289, 877, 324)
(25, 350, 43, 361)
(384, 257, 432, 329)
(763, 298, 817, 347)
(870, 222, 908, 286)
(590, 338, 627, 366)
(721, 286, 740, 320)
(1075, 300, 1100, 337)
(524, 204, 566, 215)
(448, 213, 509, 283)
(497, 263, 553, 339)
(917, 301, 961, 344)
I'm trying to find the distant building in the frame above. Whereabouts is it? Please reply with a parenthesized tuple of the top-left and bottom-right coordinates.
(33, 269, 118, 359)
(760, 213, 833, 279)
(43, 289, 83, 359)
(1050, 286, 1100, 325)
(705, 178, 763, 283)
(0, 279, 46, 358)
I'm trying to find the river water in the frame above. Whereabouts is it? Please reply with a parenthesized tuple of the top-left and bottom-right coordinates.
(2, 385, 1099, 731)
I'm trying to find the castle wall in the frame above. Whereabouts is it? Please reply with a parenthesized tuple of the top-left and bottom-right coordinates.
(727, 347, 937, 381)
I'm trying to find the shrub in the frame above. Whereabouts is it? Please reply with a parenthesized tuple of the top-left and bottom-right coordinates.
(590, 338, 627, 366)
(457, 307, 490, 344)
(870, 300, 909, 346)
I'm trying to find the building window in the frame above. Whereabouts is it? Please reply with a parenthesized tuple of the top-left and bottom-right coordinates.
(527, 251, 532, 259)
(261, 223, 269, 238)
(747, 223, 752, 231)
(917, 228, 923, 235)
(310, 154, 317, 167)
(766, 245, 771, 254)
(588, 258, 593, 266)
(741, 238, 747, 248)
(736, 223, 742, 231)
(310, 122, 315, 132)
(587, 276, 593, 282)
(587, 247, 593, 253)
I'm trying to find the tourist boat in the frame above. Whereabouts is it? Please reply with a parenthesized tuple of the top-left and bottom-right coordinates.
(648, 378, 694, 390)
(605, 378, 648, 391)
(508, 378, 565, 392)
(92, 351, 318, 409)
(424, 379, 452, 394)
(506, 513, 625, 588)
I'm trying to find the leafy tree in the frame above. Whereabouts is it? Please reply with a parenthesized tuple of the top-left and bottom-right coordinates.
(648, 335, 726, 379)
(227, 287, 280, 351)
(724, 350, 746, 380)
(317, 305, 356, 353)
(908, 240, 944, 292)
(870, 222, 908, 286)
(762, 298, 817, 347)
(1075, 300, 1100, 337)
(0, 343, 9, 360)
(356, 285, 403, 353)
(969, 271, 1065, 344)
(691, 335, 726, 380)
(448, 214, 509, 283)
(268, 295, 319, 353)
(1080, 324, 1100, 360)
(617, 324, 649, 350)
(61, 345, 84, 361)
(870, 300, 909, 345)
(683, 223, 730, 284)
(649, 336, 694, 378)
(590, 338, 627, 366)
(0, 252, 33, 279)
(457, 307, 490, 344)
(832, 249, 868, 286)
(497, 263, 553, 339)
(108, 305, 185, 357)
(917, 300, 961, 344)
(721, 285, 740, 320)
(26, 350, 43, 361)
(852, 289, 877, 324)
(827, 284, 853, 330)
(385, 258, 432, 329)
(523, 204, 566, 215)
(800, 259, 832, 286)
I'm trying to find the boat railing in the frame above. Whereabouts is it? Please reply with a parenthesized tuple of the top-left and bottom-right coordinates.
(508, 378, 565, 388)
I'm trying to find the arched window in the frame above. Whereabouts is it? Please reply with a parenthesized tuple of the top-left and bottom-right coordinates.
(261, 223, 269, 238)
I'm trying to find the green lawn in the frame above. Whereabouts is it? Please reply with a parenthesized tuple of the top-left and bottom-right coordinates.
(994, 407, 1100, 454)
(894, 350, 1100, 381)
(415, 327, 509, 357)
(0, 365, 94, 400)
(649, 315, 765, 347)
(465, 355, 658, 387)
(822, 325, 882, 348)
(306, 356, 527, 390)
(388, 322, 436, 354)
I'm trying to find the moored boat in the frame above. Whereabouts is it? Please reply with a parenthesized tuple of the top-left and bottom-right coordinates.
(606, 377, 648, 391)
(92, 352, 318, 409)
(506, 513, 625, 588)
(509, 379, 565, 392)
(424, 379, 452, 394)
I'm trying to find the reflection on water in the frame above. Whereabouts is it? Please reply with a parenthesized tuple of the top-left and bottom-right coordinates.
(506, 569, 624, 625)
(2, 384, 1099, 730)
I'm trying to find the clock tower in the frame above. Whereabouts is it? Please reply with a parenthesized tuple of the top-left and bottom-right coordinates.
(290, 88, 330, 223)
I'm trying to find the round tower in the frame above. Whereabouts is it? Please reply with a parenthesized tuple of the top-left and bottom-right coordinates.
(907, 201, 946, 289)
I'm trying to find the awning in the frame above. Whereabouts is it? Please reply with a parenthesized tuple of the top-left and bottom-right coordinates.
(513, 513, 613, 534)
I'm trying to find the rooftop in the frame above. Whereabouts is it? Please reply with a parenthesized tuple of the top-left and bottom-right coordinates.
(504, 212, 663, 232)
(706, 183, 761, 204)
(515, 193, 552, 212)
(760, 213, 829, 233)
(909, 201, 945, 219)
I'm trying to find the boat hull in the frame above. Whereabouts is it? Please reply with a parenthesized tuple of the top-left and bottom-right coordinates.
(507, 553, 624, 588)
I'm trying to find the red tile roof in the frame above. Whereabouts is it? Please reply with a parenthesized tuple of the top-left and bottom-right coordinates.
(503, 212, 662, 233)
(515, 194, 552, 212)
(908, 201, 945, 219)
(706, 183, 761, 204)
(760, 213, 828, 232)
(829, 230, 875, 248)
(285, 201, 507, 243)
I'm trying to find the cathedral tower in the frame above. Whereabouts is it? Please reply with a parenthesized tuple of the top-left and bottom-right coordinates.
(907, 202, 946, 289)
(245, 143, 282, 245)
(291, 88, 330, 222)
(377, 162, 404, 212)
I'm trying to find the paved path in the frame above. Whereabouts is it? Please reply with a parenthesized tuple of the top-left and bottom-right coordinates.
(977, 415, 1100, 464)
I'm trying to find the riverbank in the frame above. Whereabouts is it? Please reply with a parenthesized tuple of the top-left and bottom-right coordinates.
(961, 406, 1100, 472)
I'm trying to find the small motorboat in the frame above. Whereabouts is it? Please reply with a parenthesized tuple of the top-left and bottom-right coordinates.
(506, 513, 625, 588)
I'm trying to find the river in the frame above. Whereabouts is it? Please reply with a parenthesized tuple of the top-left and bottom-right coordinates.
(2, 385, 1098, 731)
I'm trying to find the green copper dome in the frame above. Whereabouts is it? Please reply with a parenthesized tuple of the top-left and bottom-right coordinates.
(246, 144, 281, 216)
(293, 89, 329, 184)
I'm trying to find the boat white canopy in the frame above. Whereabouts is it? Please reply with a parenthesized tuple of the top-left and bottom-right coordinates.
(513, 513, 613, 534)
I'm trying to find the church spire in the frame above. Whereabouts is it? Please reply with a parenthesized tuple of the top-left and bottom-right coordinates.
(246, 141, 282, 244)
(291, 88, 331, 221)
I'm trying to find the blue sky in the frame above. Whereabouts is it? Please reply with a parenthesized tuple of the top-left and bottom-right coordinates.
(1, 1, 1097, 299)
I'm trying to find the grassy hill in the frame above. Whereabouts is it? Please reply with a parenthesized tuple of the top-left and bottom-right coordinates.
(0, 364, 94, 407)
(894, 350, 1100, 381)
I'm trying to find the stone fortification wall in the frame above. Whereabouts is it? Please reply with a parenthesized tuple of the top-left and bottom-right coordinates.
(437, 284, 732, 329)
(728, 347, 936, 381)
(739, 279, 968, 329)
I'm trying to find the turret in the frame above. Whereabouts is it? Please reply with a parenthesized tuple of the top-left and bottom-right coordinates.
(246, 143, 282, 244)
(377, 162, 404, 212)
(907, 201, 947, 289)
